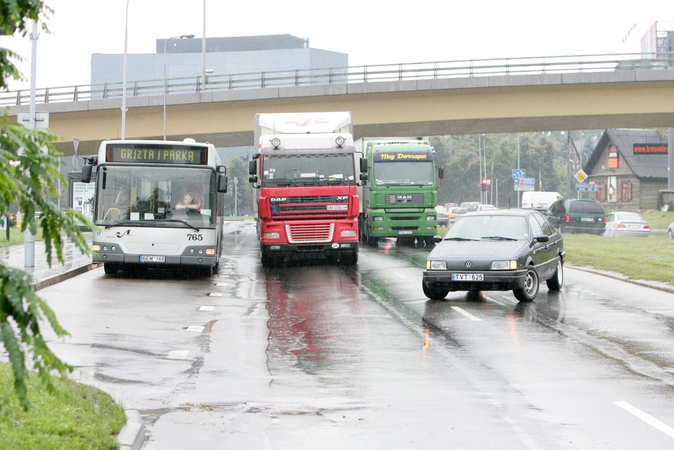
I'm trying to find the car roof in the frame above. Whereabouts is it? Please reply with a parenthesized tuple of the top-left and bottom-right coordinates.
(462, 208, 537, 217)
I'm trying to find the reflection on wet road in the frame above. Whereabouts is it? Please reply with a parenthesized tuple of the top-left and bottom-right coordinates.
(38, 222, 674, 449)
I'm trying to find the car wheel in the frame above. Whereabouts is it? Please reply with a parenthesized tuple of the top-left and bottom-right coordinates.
(422, 281, 449, 300)
(513, 267, 539, 302)
(546, 258, 563, 291)
(669, 228, 674, 239)
(605, 229, 613, 236)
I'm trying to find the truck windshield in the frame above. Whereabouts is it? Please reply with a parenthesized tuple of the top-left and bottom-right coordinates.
(374, 161, 434, 186)
(262, 154, 356, 186)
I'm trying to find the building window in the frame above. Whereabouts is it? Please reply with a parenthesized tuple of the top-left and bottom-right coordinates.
(596, 181, 606, 201)
(620, 180, 632, 201)
(607, 176, 617, 203)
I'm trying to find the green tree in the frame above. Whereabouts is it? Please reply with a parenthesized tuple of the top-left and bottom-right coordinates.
(1, 0, 92, 410)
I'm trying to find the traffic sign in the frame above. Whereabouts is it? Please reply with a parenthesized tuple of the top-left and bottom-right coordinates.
(574, 170, 588, 183)
(512, 169, 526, 179)
(514, 177, 535, 191)
(575, 183, 598, 192)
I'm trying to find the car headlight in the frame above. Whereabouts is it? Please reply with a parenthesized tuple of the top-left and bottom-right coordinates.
(426, 260, 447, 270)
(373, 216, 384, 222)
(491, 260, 517, 270)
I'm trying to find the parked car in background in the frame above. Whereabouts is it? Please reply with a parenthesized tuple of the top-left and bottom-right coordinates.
(668, 220, 674, 239)
(460, 201, 481, 212)
(446, 206, 468, 224)
(521, 191, 562, 211)
(547, 199, 607, 235)
(435, 205, 450, 227)
(422, 209, 565, 302)
(604, 211, 650, 237)
(477, 204, 496, 211)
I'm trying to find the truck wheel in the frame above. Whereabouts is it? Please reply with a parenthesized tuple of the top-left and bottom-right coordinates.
(103, 263, 119, 275)
(339, 252, 358, 265)
(261, 255, 276, 268)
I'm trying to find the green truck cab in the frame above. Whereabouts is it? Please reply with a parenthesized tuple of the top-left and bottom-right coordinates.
(356, 138, 443, 246)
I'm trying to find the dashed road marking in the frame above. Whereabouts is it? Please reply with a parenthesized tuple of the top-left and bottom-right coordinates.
(451, 306, 481, 321)
(614, 401, 674, 439)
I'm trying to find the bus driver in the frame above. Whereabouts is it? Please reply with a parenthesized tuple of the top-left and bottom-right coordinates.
(175, 193, 200, 213)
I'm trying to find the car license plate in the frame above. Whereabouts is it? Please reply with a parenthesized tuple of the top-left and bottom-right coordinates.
(628, 224, 640, 229)
(580, 217, 595, 222)
(139, 255, 166, 263)
(398, 230, 413, 235)
(451, 273, 484, 281)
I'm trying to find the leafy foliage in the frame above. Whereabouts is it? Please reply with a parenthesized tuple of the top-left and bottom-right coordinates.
(0, 0, 52, 90)
(0, 119, 93, 410)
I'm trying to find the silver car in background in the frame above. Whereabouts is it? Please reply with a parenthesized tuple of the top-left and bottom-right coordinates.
(604, 211, 650, 237)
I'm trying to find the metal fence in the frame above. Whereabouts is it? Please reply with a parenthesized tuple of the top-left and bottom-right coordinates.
(2, 52, 672, 107)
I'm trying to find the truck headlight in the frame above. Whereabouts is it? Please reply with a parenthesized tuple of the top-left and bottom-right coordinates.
(264, 232, 280, 239)
(491, 260, 517, 270)
(426, 260, 447, 270)
(341, 230, 356, 237)
(426, 215, 435, 221)
(373, 216, 384, 222)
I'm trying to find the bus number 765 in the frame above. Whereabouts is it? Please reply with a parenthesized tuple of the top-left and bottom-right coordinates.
(187, 234, 203, 241)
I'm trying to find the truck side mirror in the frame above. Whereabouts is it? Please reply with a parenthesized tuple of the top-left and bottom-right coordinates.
(360, 157, 368, 173)
(437, 167, 444, 179)
(249, 160, 257, 176)
(360, 173, 369, 184)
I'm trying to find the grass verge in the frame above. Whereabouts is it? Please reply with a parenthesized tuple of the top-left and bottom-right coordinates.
(0, 364, 127, 449)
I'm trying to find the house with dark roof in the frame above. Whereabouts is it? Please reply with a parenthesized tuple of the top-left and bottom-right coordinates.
(584, 129, 669, 211)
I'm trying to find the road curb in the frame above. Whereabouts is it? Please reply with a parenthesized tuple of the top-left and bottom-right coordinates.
(117, 409, 146, 450)
(32, 263, 102, 292)
(566, 263, 674, 295)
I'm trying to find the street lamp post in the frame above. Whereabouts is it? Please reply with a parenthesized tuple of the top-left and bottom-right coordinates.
(163, 34, 194, 140)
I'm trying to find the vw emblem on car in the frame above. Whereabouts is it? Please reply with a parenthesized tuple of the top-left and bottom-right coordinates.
(464, 261, 473, 268)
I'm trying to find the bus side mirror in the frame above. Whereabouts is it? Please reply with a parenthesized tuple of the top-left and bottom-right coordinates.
(249, 160, 257, 176)
(81, 165, 93, 183)
(218, 174, 228, 193)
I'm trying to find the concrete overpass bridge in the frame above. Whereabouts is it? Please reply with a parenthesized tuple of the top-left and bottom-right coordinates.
(3, 53, 674, 156)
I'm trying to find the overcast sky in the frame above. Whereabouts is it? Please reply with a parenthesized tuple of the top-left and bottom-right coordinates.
(0, 0, 671, 91)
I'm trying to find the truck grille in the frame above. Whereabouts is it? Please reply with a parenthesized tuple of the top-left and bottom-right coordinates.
(385, 194, 424, 205)
(390, 216, 421, 221)
(286, 223, 334, 243)
(271, 195, 349, 218)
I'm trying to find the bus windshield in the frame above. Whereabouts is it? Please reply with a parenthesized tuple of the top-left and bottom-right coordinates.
(373, 161, 434, 186)
(261, 153, 356, 186)
(95, 165, 216, 227)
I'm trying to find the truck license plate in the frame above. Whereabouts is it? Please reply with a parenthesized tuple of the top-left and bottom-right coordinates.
(451, 273, 484, 281)
(140, 255, 166, 263)
(397, 230, 413, 235)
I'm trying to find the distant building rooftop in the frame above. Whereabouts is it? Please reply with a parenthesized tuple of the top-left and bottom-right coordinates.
(158, 34, 309, 54)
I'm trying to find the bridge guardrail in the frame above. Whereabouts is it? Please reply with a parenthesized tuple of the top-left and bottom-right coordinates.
(1, 52, 672, 107)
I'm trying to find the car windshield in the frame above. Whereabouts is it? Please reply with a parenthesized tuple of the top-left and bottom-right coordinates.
(445, 215, 529, 240)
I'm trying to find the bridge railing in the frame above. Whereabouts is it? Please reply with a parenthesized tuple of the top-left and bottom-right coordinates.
(1, 52, 672, 107)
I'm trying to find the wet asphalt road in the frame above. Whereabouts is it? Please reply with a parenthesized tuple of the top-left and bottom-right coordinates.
(40, 220, 674, 449)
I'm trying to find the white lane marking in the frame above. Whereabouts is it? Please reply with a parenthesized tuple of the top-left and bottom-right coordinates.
(199, 306, 215, 311)
(614, 401, 674, 438)
(451, 306, 482, 321)
(167, 350, 189, 359)
(215, 282, 228, 287)
(234, 240, 245, 252)
(208, 292, 223, 297)
(186, 326, 205, 333)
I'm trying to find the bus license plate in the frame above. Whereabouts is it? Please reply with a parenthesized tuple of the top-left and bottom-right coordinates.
(140, 255, 166, 263)
(452, 273, 483, 281)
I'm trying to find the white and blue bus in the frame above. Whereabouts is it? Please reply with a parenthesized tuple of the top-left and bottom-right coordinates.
(81, 139, 229, 276)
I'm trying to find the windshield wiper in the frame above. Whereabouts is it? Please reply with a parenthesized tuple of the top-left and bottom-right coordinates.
(105, 219, 200, 231)
(444, 237, 478, 241)
(480, 235, 518, 241)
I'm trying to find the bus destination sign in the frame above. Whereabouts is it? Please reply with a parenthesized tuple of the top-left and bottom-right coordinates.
(374, 151, 434, 162)
(106, 144, 208, 165)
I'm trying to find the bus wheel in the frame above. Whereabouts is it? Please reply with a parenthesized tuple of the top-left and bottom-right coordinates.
(103, 263, 118, 275)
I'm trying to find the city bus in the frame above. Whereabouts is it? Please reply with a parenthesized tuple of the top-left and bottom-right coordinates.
(81, 139, 229, 276)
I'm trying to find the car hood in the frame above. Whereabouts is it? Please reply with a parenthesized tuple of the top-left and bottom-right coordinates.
(430, 239, 530, 265)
